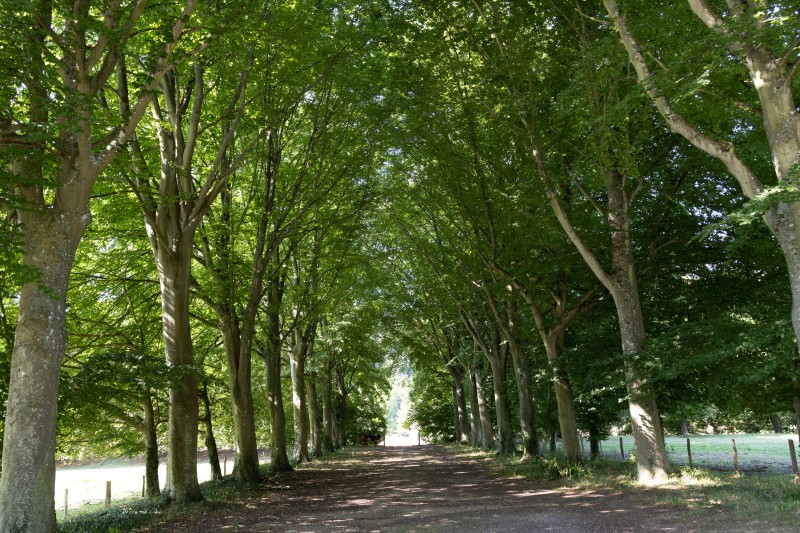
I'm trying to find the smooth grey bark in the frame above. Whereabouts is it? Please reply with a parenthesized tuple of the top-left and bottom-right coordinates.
(0, 214, 74, 533)
(474, 369, 495, 450)
(431, 326, 471, 444)
(218, 319, 260, 482)
(0, 3, 196, 528)
(449, 365, 471, 444)
(198, 131, 286, 484)
(483, 294, 539, 458)
(487, 264, 597, 462)
(322, 363, 335, 452)
(463, 315, 513, 454)
(199, 385, 223, 481)
(333, 361, 350, 447)
(507, 340, 539, 457)
(531, 160, 670, 480)
(307, 372, 322, 457)
(262, 272, 292, 473)
(543, 333, 581, 462)
(156, 237, 203, 501)
(142, 396, 161, 497)
(127, 51, 253, 499)
(486, 352, 514, 454)
(290, 327, 312, 462)
(468, 372, 482, 447)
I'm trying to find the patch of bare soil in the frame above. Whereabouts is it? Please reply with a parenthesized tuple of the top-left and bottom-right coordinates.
(137, 445, 748, 532)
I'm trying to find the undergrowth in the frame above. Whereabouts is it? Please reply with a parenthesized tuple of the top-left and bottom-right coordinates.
(59, 496, 167, 533)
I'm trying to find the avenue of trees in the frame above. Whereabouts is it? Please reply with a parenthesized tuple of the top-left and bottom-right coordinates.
(0, 0, 798, 530)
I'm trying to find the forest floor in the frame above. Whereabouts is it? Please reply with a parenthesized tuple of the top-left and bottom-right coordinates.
(131, 445, 778, 532)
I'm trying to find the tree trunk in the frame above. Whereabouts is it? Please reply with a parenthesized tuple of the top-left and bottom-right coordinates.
(155, 237, 204, 502)
(220, 322, 260, 482)
(336, 385, 347, 448)
(770, 414, 783, 434)
(322, 366, 335, 452)
(265, 351, 291, 472)
(331, 400, 341, 450)
(508, 341, 539, 458)
(307, 372, 322, 457)
(487, 355, 514, 454)
(542, 334, 581, 462)
(474, 371, 495, 450)
(794, 376, 800, 445)
(0, 208, 81, 533)
(614, 288, 669, 483)
(447, 364, 471, 444)
(199, 385, 222, 481)
(588, 424, 600, 459)
(142, 396, 161, 497)
(264, 281, 292, 473)
(468, 372, 482, 447)
(290, 340, 310, 462)
(681, 419, 690, 438)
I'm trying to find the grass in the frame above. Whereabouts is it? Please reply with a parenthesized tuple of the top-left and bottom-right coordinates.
(603, 432, 799, 472)
(58, 450, 355, 533)
(483, 435, 800, 530)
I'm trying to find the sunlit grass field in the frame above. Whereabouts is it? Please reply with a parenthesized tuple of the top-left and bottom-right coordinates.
(601, 433, 799, 473)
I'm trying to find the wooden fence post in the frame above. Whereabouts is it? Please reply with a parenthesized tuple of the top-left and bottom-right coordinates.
(731, 439, 739, 474)
(223, 454, 227, 477)
(105, 480, 111, 508)
(619, 437, 625, 459)
(142, 475, 145, 498)
(687, 438, 693, 468)
(63, 488, 68, 519)
(789, 439, 799, 478)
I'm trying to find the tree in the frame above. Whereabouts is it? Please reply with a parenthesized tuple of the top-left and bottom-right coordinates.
(602, 0, 800, 429)
(0, 2, 196, 528)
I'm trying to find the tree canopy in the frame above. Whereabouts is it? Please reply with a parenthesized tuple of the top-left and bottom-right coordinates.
(0, 1, 798, 529)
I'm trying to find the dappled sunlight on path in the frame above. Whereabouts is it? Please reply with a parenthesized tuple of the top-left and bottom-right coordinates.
(150, 445, 704, 532)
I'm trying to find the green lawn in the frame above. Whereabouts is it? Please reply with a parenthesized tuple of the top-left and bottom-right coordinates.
(600, 433, 799, 473)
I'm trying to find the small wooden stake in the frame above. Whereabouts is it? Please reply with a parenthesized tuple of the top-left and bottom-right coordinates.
(789, 439, 799, 477)
(142, 475, 145, 498)
(105, 480, 111, 508)
(731, 439, 739, 474)
(687, 438, 693, 468)
(63, 489, 68, 519)
(619, 437, 625, 459)
(223, 454, 227, 476)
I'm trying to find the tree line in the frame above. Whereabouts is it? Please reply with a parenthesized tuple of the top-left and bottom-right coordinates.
(0, 1, 798, 531)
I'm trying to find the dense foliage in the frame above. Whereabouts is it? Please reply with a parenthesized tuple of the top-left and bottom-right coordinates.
(0, 0, 798, 528)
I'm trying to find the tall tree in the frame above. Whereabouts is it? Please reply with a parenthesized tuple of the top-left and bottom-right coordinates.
(0, 2, 196, 528)
(602, 0, 800, 428)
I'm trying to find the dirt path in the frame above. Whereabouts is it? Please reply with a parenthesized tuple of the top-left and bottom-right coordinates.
(140, 445, 727, 532)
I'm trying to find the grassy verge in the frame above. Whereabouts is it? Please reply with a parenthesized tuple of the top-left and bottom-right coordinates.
(57, 451, 352, 533)
(483, 448, 800, 529)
